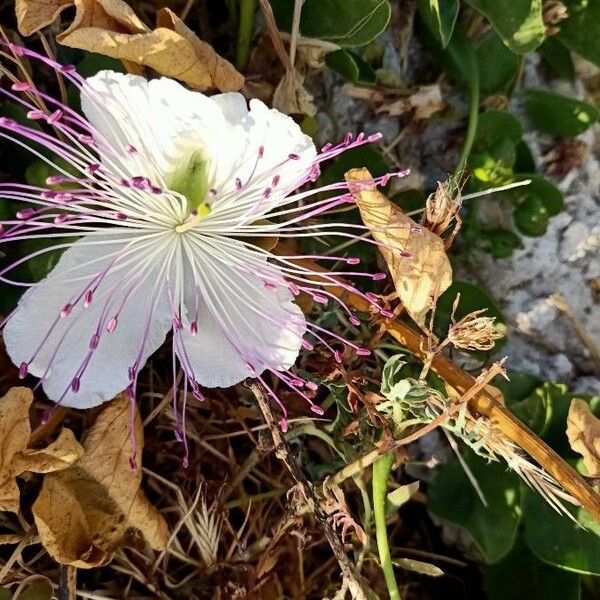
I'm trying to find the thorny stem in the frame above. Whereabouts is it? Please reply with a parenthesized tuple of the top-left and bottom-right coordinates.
(283, 249, 600, 522)
(248, 381, 367, 599)
(373, 452, 402, 600)
(236, 0, 258, 70)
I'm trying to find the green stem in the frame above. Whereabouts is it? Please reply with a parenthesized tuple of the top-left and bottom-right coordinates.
(235, 0, 258, 70)
(453, 53, 480, 180)
(373, 452, 401, 600)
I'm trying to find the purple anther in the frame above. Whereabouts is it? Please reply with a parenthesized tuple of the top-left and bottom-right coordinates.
(356, 347, 371, 356)
(47, 109, 63, 125)
(258, 145, 265, 158)
(301, 339, 314, 351)
(89, 333, 100, 350)
(347, 257, 360, 265)
(310, 405, 325, 416)
(18, 362, 28, 379)
(279, 417, 289, 433)
(190, 321, 198, 335)
(16, 208, 35, 220)
(288, 153, 300, 160)
(235, 177, 242, 190)
(71, 377, 81, 393)
(349, 316, 361, 326)
(61, 303, 73, 318)
(107, 318, 118, 333)
(272, 175, 280, 186)
(372, 272, 387, 281)
(83, 290, 94, 307)
(380, 309, 394, 318)
(26, 110, 45, 120)
(11, 81, 32, 92)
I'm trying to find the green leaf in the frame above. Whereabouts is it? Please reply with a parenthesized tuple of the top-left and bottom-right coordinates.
(504, 174, 564, 216)
(557, 0, 600, 67)
(523, 488, 600, 575)
(76, 52, 126, 77)
(416, 0, 459, 48)
(522, 89, 599, 137)
(464, 0, 545, 54)
(428, 449, 521, 563)
(514, 140, 536, 172)
(476, 30, 521, 96)
(325, 49, 377, 84)
(435, 29, 478, 86)
(434, 280, 507, 352)
(269, 0, 392, 46)
(538, 37, 576, 80)
(496, 371, 543, 404)
(478, 227, 523, 258)
(513, 195, 549, 236)
(483, 536, 581, 600)
(386, 481, 419, 515)
(474, 110, 523, 149)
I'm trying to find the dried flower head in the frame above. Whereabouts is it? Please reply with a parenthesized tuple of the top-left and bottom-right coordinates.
(422, 179, 462, 243)
(543, 0, 569, 36)
(447, 309, 505, 352)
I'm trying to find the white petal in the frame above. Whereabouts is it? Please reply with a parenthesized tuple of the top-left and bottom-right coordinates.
(3, 233, 173, 408)
(81, 71, 225, 184)
(176, 247, 305, 388)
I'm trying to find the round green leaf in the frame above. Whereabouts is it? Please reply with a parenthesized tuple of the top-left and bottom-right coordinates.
(428, 449, 521, 563)
(476, 31, 521, 96)
(479, 227, 523, 258)
(523, 89, 599, 137)
(416, 0, 459, 48)
(464, 0, 545, 54)
(325, 49, 376, 84)
(514, 140, 536, 173)
(538, 37, 576, 80)
(474, 110, 523, 150)
(523, 488, 600, 575)
(269, 0, 391, 47)
(513, 195, 549, 236)
(557, 0, 600, 68)
(507, 174, 564, 216)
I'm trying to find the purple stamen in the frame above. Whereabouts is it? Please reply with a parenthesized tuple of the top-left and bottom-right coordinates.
(18, 362, 28, 379)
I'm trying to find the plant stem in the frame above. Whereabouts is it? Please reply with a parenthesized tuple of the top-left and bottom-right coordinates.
(236, 0, 257, 70)
(453, 52, 480, 179)
(373, 452, 402, 600)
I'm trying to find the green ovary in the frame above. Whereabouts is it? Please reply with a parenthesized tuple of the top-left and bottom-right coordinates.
(168, 150, 212, 216)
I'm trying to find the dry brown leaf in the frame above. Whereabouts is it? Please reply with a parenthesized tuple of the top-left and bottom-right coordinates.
(13, 428, 84, 474)
(15, 0, 74, 36)
(345, 168, 452, 327)
(272, 69, 316, 116)
(32, 393, 169, 567)
(0, 388, 83, 513)
(15, 0, 243, 91)
(567, 398, 600, 477)
(0, 387, 33, 513)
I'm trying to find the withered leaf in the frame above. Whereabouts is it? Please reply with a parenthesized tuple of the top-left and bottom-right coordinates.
(345, 168, 452, 327)
(0, 388, 83, 513)
(567, 398, 600, 477)
(0, 387, 33, 513)
(32, 393, 169, 567)
(15, 0, 243, 91)
(15, 0, 74, 36)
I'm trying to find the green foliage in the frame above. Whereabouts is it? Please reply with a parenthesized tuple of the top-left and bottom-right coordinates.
(483, 537, 581, 600)
(475, 31, 521, 96)
(464, 0, 545, 54)
(523, 488, 600, 575)
(325, 49, 377, 84)
(557, 0, 600, 67)
(428, 448, 522, 563)
(522, 90, 600, 137)
(416, 0, 459, 48)
(538, 37, 576, 80)
(269, 0, 391, 46)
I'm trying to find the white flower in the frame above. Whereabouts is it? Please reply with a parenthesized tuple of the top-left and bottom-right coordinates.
(0, 45, 398, 432)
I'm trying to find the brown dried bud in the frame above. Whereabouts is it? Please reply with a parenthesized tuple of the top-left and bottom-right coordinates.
(543, 1, 569, 36)
(447, 306, 504, 352)
(543, 138, 589, 179)
(423, 180, 462, 238)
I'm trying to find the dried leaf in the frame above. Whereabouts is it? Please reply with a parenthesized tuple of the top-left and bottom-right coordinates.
(15, 0, 74, 36)
(272, 69, 316, 116)
(13, 428, 84, 474)
(15, 0, 243, 91)
(567, 398, 600, 477)
(0, 388, 33, 513)
(32, 393, 169, 567)
(345, 168, 452, 327)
